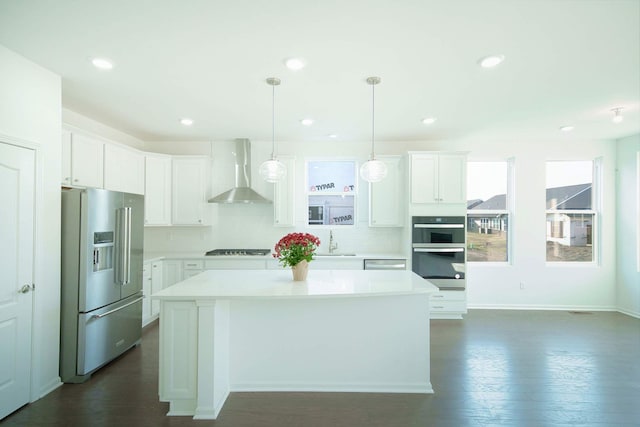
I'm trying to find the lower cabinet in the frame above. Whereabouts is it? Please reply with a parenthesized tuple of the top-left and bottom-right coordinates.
(142, 260, 164, 326)
(163, 260, 183, 289)
(429, 290, 467, 319)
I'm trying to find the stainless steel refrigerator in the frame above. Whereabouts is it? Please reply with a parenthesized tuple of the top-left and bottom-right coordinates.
(60, 188, 144, 383)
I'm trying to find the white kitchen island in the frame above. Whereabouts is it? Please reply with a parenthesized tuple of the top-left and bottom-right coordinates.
(152, 269, 438, 420)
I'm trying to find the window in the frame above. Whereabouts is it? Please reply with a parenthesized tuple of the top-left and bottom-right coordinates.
(306, 160, 356, 226)
(546, 160, 597, 263)
(466, 161, 512, 262)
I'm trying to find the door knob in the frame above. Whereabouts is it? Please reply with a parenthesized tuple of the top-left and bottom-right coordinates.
(19, 284, 32, 294)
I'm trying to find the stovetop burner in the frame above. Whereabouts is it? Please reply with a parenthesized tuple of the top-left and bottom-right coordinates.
(205, 248, 271, 256)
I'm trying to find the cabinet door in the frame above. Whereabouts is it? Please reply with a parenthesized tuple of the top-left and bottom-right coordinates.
(163, 260, 183, 289)
(369, 155, 403, 227)
(104, 144, 145, 194)
(438, 154, 466, 203)
(70, 133, 104, 188)
(61, 130, 72, 185)
(274, 156, 295, 226)
(142, 263, 152, 325)
(150, 261, 163, 316)
(410, 154, 438, 203)
(172, 157, 209, 225)
(145, 155, 172, 225)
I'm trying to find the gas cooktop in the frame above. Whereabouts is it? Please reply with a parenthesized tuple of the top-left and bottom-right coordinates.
(205, 248, 271, 256)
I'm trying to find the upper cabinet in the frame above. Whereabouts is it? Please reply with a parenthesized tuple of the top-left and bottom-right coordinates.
(104, 143, 145, 195)
(144, 154, 172, 226)
(369, 155, 404, 227)
(410, 153, 466, 204)
(61, 130, 104, 188)
(172, 156, 210, 226)
(273, 156, 295, 227)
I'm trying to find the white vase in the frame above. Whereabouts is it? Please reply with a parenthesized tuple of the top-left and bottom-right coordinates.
(291, 259, 309, 281)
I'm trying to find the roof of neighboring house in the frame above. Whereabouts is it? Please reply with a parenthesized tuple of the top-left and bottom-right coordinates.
(546, 183, 591, 209)
(468, 183, 592, 211)
(466, 199, 483, 209)
(469, 194, 506, 210)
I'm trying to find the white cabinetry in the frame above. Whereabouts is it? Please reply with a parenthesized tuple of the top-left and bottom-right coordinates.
(172, 156, 210, 225)
(182, 260, 204, 279)
(142, 260, 164, 326)
(163, 260, 183, 289)
(369, 155, 404, 227)
(104, 143, 145, 195)
(410, 153, 466, 204)
(204, 259, 267, 270)
(144, 154, 172, 226)
(273, 156, 295, 226)
(429, 290, 467, 319)
(61, 130, 104, 188)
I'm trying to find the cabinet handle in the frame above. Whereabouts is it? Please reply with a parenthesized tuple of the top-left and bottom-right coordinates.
(432, 305, 444, 309)
(432, 295, 444, 298)
(74, 179, 79, 182)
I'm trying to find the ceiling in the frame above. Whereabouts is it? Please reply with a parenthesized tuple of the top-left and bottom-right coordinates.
(1, 0, 639, 144)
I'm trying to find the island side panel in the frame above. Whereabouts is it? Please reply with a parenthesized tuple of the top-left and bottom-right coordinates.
(159, 301, 199, 415)
(228, 293, 432, 393)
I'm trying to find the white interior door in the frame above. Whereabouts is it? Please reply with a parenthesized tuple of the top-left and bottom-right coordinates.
(0, 142, 35, 420)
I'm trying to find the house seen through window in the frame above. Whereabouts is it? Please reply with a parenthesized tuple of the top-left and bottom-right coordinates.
(466, 161, 511, 262)
(546, 160, 596, 263)
(307, 160, 356, 226)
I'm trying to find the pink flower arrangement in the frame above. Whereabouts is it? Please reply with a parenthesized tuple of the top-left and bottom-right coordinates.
(273, 232, 321, 268)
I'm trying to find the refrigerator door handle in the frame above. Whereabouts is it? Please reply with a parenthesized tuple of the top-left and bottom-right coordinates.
(116, 207, 132, 286)
(91, 296, 143, 319)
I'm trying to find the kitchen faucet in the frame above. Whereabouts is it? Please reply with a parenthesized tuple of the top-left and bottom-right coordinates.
(328, 230, 338, 254)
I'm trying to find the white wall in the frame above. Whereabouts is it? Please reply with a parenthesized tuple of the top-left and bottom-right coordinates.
(143, 136, 619, 311)
(0, 44, 62, 399)
(616, 134, 640, 317)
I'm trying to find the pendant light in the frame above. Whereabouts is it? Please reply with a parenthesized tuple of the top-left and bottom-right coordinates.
(360, 76, 387, 183)
(259, 77, 287, 183)
(611, 107, 624, 123)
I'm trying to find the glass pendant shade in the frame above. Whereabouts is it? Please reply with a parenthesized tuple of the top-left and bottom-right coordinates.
(360, 158, 387, 183)
(259, 158, 287, 183)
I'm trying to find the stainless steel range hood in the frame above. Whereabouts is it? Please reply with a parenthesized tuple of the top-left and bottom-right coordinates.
(208, 138, 272, 204)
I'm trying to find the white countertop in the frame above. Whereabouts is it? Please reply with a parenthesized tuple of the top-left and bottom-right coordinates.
(152, 269, 436, 300)
(143, 252, 407, 262)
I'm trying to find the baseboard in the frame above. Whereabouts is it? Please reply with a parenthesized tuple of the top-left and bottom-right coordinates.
(35, 377, 63, 401)
(616, 307, 640, 319)
(467, 304, 617, 312)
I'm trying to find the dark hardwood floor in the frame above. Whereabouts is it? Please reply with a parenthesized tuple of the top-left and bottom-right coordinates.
(3, 310, 639, 426)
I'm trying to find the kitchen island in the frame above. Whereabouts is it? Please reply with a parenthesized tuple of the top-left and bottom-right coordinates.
(152, 269, 438, 420)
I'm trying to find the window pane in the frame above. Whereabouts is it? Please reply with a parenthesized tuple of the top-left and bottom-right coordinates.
(546, 213, 594, 262)
(308, 161, 356, 193)
(467, 214, 509, 262)
(308, 195, 354, 225)
(546, 161, 594, 262)
(467, 161, 509, 262)
(546, 161, 592, 209)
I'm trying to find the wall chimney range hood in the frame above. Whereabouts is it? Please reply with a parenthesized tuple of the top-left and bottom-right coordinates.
(208, 138, 272, 204)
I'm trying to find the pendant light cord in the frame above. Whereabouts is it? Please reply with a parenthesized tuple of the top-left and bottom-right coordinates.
(371, 81, 376, 160)
(271, 82, 276, 160)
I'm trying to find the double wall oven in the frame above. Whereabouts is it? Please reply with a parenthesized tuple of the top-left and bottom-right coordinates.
(411, 216, 466, 290)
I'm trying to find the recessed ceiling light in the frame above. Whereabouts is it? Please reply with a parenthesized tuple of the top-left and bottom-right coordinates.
(285, 57, 306, 71)
(328, 134, 337, 139)
(180, 118, 194, 126)
(422, 117, 437, 125)
(559, 125, 574, 132)
(91, 57, 113, 70)
(478, 54, 505, 68)
(301, 118, 314, 126)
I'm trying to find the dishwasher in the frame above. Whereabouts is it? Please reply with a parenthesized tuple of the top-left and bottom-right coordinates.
(363, 259, 407, 270)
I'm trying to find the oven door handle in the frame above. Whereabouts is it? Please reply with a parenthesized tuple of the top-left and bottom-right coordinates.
(414, 224, 464, 229)
(413, 247, 464, 253)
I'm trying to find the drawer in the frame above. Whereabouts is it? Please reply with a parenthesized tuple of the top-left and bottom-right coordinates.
(204, 259, 266, 270)
(182, 260, 204, 270)
(430, 290, 465, 302)
(430, 300, 467, 312)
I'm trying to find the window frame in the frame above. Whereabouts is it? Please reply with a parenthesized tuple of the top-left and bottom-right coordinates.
(466, 159, 514, 265)
(305, 158, 358, 228)
(544, 158, 601, 266)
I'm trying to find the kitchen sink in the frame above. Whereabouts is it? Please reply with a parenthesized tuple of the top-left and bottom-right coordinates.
(315, 253, 357, 257)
